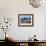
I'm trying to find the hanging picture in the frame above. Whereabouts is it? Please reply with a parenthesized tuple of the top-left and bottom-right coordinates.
(18, 14, 34, 27)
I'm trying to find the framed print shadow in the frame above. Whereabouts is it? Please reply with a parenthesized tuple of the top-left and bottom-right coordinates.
(18, 14, 34, 27)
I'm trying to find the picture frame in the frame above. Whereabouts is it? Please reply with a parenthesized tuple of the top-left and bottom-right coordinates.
(18, 14, 34, 27)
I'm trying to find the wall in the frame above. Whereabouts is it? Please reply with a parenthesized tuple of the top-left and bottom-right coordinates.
(0, 0, 46, 40)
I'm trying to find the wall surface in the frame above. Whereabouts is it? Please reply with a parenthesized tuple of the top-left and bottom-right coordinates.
(0, 0, 46, 40)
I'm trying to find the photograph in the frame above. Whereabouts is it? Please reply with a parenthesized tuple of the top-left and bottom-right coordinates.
(18, 14, 34, 27)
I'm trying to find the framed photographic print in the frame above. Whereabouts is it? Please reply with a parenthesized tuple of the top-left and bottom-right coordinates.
(18, 14, 34, 27)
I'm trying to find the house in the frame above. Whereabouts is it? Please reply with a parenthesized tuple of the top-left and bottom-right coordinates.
(0, 0, 46, 46)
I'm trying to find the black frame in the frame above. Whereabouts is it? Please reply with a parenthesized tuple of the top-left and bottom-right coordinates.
(18, 14, 34, 27)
